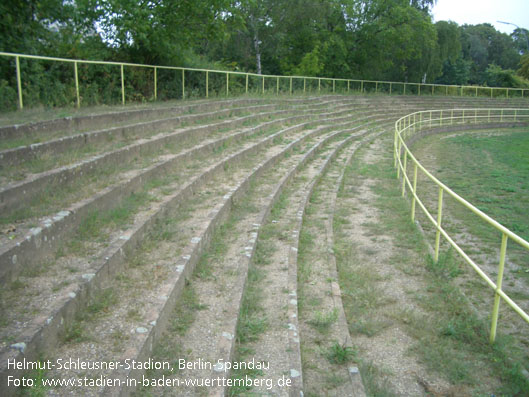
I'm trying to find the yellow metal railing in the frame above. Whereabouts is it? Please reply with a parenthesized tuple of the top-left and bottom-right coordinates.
(1, 52, 528, 110)
(394, 108, 529, 343)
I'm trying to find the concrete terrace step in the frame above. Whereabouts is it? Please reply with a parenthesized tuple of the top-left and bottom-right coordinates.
(1, 98, 388, 393)
(1, 94, 525, 396)
(0, 99, 378, 285)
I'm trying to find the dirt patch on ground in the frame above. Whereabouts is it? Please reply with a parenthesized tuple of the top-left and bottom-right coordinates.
(335, 136, 457, 396)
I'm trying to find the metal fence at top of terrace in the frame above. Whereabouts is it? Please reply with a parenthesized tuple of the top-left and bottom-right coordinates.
(394, 108, 529, 343)
(0, 51, 528, 111)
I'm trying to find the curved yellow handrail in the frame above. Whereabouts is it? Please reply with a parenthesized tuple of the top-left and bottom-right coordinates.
(393, 108, 529, 343)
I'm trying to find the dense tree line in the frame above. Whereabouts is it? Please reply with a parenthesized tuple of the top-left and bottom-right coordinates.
(1, 0, 528, 108)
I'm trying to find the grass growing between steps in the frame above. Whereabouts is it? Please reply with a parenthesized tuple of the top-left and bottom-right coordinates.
(65, 191, 153, 256)
(228, 192, 288, 396)
(136, 181, 261, 395)
(334, 137, 529, 396)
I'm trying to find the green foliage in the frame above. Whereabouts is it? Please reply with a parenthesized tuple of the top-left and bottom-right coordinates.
(0, 0, 526, 110)
(326, 342, 356, 364)
(485, 64, 529, 88)
(518, 54, 529, 80)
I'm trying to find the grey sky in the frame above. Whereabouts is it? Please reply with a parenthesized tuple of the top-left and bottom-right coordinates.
(432, 0, 529, 34)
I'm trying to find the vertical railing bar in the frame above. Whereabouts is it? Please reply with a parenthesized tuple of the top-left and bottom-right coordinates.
(226, 72, 229, 96)
(206, 71, 208, 98)
(245, 74, 248, 94)
(411, 163, 418, 221)
(434, 187, 444, 262)
(277, 77, 279, 95)
(154, 66, 157, 100)
(74, 61, 80, 109)
(290, 77, 292, 95)
(182, 69, 185, 99)
(15, 55, 23, 109)
(121, 64, 125, 105)
(490, 233, 508, 343)
(401, 151, 407, 196)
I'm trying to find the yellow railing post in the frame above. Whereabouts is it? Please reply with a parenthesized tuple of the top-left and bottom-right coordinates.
(347, 80, 350, 93)
(206, 71, 208, 98)
(375, 81, 378, 93)
(304, 78, 306, 93)
(490, 87, 493, 98)
(475, 86, 478, 97)
(445, 86, 448, 96)
(277, 77, 279, 95)
(488, 109, 491, 122)
(411, 163, 418, 221)
(431, 85, 434, 95)
(226, 72, 229, 96)
(15, 55, 23, 109)
(74, 61, 80, 109)
(318, 78, 321, 92)
(440, 110, 443, 126)
(182, 69, 185, 99)
(262, 75, 265, 94)
(434, 187, 444, 262)
(394, 128, 398, 168)
(121, 64, 125, 105)
(361, 80, 364, 93)
(418, 84, 421, 96)
(490, 233, 508, 343)
(403, 83, 406, 95)
(401, 151, 407, 196)
(154, 66, 157, 100)
(501, 109, 504, 122)
(245, 74, 248, 94)
(506, 88, 509, 98)
(397, 139, 402, 178)
(390, 82, 392, 95)
(333, 79, 335, 93)
(290, 77, 292, 95)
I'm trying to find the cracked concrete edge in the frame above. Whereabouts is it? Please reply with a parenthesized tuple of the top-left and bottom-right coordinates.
(0, 94, 346, 142)
(0, 103, 280, 167)
(0, 116, 308, 394)
(0, 101, 383, 285)
(106, 101, 347, 396)
(0, 112, 283, 284)
(0, 96, 363, 215)
(323, 129, 391, 397)
(0, 97, 281, 141)
(287, 124, 382, 397)
(0, 100, 343, 395)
